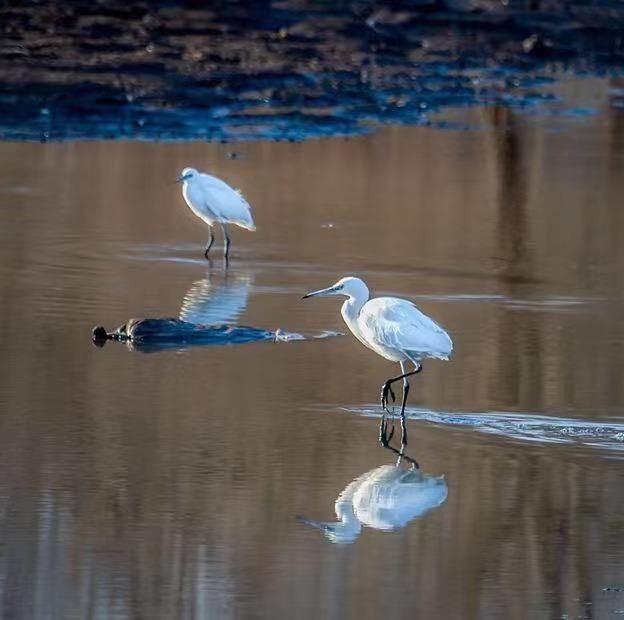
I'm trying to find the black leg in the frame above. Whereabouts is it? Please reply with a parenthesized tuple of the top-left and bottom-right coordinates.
(378, 364, 422, 447)
(204, 228, 215, 259)
(379, 365, 421, 412)
(380, 371, 420, 466)
(380, 439, 419, 469)
(380, 380, 396, 413)
(379, 415, 395, 446)
(400, 380, 410, 445)
(221, 224, 231, 260)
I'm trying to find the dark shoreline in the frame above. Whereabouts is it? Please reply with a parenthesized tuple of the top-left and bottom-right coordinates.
(2, 0, 624, 141)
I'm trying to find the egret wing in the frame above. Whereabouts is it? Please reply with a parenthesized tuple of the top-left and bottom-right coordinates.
(199, 173, 255, 230)
(360, 297, 453, 360)
(352, 466, 448, 530)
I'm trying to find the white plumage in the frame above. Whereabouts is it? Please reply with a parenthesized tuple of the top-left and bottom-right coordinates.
(177, 166, 255, 260)
(358, 297, 453, 363)
(303, 276, 453, 445)
(299, 464, 448, 544)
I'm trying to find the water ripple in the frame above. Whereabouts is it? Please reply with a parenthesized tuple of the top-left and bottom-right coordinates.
(345, 406, 624, 456)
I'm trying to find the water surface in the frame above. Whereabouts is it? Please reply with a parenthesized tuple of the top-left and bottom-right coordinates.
(1, 101, 624, 618)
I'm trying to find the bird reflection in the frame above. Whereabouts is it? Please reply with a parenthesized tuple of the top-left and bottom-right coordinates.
(179, 270, 252, 325)
(299, 449, 447, 545)
(92, 269, 268, 352)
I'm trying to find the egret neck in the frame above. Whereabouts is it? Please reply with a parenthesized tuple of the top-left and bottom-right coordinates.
(300, 476, 364, 544)
(340, 280, 370, 348)
(327, 491, 362, 544)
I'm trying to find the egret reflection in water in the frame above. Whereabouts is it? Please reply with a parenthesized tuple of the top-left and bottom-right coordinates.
(179, 270, 252, 325)
(93, 268, 340, 352)
(299, 453, 448, 544)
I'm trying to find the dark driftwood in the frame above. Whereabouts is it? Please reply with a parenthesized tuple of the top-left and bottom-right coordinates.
(92, 318, 275, 353)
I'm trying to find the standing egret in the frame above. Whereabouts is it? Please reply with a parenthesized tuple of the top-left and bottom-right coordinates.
(302, 277, 453, 445)
(176, 167, 256, 261)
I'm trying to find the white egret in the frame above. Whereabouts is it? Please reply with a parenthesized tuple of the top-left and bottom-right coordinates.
(176, 167, 256, 261)
(302, 276, 453, 445)
(299, 464, 448, 544)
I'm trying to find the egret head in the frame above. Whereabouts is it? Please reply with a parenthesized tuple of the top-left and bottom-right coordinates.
(176, 167, 198, 183)
(302, 276, 369, 301)
(297, 515, 361, 545)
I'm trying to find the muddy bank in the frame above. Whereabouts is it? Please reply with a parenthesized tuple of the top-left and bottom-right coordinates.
(2, 0, 624, 141)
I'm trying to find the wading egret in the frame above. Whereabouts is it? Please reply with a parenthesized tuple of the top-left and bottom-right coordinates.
(176, 167, 256, 261)
(298, 464, 448, 544)
(302, 276, 453, 445)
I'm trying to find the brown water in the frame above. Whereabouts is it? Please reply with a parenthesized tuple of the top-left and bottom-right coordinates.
(1, 88, 624, 619)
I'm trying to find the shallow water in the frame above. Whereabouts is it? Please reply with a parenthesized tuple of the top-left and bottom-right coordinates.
(1, 100, 624, 618)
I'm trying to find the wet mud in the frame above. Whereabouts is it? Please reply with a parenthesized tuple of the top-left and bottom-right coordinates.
(2, 0, 624, 141)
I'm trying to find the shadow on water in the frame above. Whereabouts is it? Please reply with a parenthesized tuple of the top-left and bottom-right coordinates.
(298, 443, 448, 545)
(93, 266, 340, 353)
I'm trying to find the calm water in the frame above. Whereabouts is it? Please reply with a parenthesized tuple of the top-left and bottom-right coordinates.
(1, 90, 624, 619)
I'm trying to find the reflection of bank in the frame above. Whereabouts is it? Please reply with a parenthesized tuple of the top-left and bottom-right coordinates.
(299, 461, 447, 544)
(488, 106, 543, 410)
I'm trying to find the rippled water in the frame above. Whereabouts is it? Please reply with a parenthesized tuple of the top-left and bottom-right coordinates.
(1, 100, 624, 618)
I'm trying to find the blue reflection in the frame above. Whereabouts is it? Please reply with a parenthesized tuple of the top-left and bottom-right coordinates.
(179, 272, 252, 326)
(93, 269, 338, 352)
(299, 459, 448, 544)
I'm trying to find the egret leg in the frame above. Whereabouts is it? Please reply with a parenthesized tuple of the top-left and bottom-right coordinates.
(380, 440, 419, 469)
(220, 223, 231, 260)
(379, 415, 395, 447)
(379, 379, 397, 446)
(399, 361, 411, 445)
(379, 361, 422, 447)
(380, 381, 396, 412)
(204, 228, 215, 260)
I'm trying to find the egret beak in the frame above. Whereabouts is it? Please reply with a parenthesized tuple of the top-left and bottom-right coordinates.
(296, 515, 360, 544)
(302, 284, 340, 300)
(175, 173, 191, 184)
(296, 515, 334, 532)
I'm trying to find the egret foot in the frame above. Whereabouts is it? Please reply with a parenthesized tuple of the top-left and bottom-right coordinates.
(380, 380, 396, 413)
